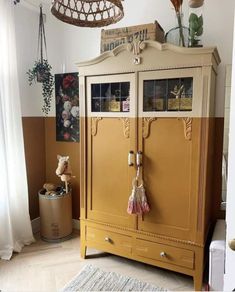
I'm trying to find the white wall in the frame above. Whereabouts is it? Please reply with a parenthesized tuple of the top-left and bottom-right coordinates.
(14, 5, 42, 116)
(14, 0, 235, 117)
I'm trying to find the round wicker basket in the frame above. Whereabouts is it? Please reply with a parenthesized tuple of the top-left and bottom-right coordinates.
(51, 0, 124, 27)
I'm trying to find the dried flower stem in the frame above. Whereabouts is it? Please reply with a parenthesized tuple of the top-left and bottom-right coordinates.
(170, 0, 185, 47)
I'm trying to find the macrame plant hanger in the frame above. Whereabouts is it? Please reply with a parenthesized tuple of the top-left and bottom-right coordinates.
(37, 4, 48, 82)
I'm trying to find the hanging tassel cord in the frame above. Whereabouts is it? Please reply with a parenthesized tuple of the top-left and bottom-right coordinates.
(136, 165, 140, 181)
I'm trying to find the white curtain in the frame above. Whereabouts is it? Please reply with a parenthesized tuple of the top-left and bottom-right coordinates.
(0, 0, 34, 260)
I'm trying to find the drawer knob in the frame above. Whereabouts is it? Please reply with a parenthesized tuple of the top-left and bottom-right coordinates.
(160, 252, 166, 258)
(104, 237, 111, 242)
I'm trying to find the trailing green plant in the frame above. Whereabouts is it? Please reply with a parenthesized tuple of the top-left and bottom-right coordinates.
(189, 13, 203, 47)
(27, 59, 54, 115)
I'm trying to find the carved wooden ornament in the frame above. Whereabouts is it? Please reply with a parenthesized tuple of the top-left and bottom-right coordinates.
(127, 40, 146, 65)
(91, 117, 102, 136)
(119, 118, 130, 138)
(142, 117, 157, 139)
(182, 118, 193, 141)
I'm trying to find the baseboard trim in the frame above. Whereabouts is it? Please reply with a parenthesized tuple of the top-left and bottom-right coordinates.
(31, 217, 40, 234)
(31, 217, 80, 233)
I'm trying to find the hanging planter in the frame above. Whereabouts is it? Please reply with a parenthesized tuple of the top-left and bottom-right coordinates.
(26, 5, 54, 115)
(27, 59, 54, 115)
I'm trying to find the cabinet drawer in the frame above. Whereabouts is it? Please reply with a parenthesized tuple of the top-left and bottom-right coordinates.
(86, 226, 132, 254)
(135, 239, 194, 269)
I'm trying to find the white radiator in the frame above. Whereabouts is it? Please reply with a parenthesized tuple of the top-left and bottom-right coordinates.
(209, 219, 226, 291)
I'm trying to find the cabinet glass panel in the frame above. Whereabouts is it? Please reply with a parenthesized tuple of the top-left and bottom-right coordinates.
(143, 77, 193, 112)
(91, 82, 130, 112)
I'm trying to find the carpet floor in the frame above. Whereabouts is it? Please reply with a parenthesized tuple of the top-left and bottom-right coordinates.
(62, 264, 167, 291)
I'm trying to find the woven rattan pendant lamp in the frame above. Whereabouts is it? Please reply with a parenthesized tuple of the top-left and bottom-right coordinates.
(51, 0, 124, 27)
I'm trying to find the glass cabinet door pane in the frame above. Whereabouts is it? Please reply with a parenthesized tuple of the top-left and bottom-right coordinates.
(143, 77, 193, 112)
(121, 82, 130, 112)
(180, 78, 193, 111)
(91, 84, 101, 112)
(91, 82, 130, 112)
(168, 78, 181, 111)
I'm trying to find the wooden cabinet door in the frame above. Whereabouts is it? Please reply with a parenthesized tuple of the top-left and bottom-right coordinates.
(137, 69, 203, 241)
(138, 118, 200, 241)
(138, 117, 200, 241)
(86, 74, 137, 228)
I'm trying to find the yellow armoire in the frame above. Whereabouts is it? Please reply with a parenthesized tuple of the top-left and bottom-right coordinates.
(78, 41, 221, 291)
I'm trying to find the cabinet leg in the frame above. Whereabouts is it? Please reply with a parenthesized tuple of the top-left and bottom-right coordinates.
(193, 273, 203, 291)
(80, 242, 87, 259)
(194, 248, 204, 291)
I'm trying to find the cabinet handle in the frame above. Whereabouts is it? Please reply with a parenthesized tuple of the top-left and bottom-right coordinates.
(104, 237, 111, 242)
(128, 151, 134, 166)
(136, 151, 142, 167)
(229, 239, 235, 251)
(160, 252, 166, 258)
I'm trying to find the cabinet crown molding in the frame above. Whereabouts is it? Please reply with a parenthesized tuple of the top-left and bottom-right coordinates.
(77, 41, 220, 74)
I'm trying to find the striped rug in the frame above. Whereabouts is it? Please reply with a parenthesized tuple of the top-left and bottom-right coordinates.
(62, 264, 167, 291)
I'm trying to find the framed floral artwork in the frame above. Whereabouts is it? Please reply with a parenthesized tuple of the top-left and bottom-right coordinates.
(55, 73, 79, 142)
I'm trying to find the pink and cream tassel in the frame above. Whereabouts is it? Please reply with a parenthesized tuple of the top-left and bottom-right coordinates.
(127, 183, 150, 215)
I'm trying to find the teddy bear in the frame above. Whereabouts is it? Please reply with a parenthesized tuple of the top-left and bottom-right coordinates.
(43, 183, 59, 196)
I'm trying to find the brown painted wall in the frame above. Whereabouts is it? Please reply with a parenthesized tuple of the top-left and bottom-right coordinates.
(213, 117, 225, 219)
(45, 117, 80, 219)
(22, 117, 46, 220)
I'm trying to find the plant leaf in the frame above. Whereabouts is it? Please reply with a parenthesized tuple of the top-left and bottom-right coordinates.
(196, 26, 203, 36)
(198, 15, 203, 26)
(26, 58, 54, 116)
(190, 20, 199, 31)
(189, 13, 198, 22)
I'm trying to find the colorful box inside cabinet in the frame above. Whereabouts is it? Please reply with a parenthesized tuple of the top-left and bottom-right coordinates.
(122, 100, 130, 112)
(100, 21, 165, 53)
